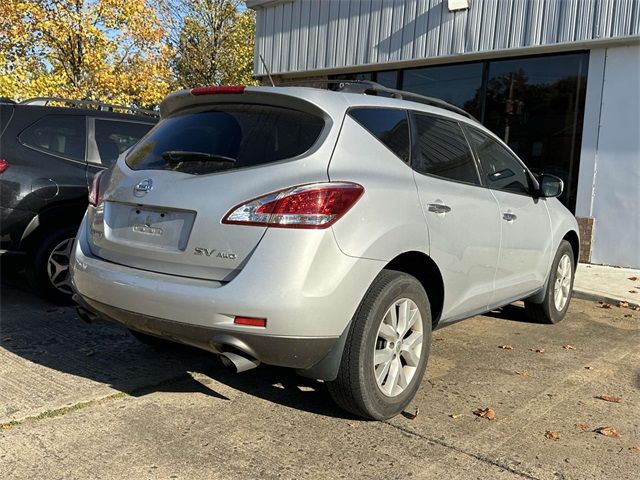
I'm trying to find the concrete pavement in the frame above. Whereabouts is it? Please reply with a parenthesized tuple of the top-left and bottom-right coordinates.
(574, 263, 640, 307)
(1, 279, 638, 479)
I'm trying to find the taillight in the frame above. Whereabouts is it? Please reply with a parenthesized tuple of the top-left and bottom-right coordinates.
(222, 182, 364, 229)
(191, 86, 245, 96)
(0, 159, 8, 174)
(88, 170, 105, 206)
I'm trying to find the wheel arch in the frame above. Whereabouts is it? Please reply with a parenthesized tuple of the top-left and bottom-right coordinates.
(20, 201, 86, 250)
(562, 230, 580, 267)
(385, 251, 445, 329)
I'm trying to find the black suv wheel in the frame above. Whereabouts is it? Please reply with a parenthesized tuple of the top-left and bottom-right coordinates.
(27, 225, 78, 305)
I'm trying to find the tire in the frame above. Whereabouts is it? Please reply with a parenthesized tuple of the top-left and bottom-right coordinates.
(525, 240, 575, 324)
(327, 270, 432, 420)
(129, 330, 180, 351)
(27, 225, 78, 305)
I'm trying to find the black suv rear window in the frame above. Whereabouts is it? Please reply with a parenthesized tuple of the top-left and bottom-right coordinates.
(126, 105, 325, 174)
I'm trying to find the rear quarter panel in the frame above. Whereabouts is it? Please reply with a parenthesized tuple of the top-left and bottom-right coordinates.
(328, 114, 429, 261)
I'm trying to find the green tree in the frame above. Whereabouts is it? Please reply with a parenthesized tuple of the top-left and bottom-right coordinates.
(170, 0, 256, 88)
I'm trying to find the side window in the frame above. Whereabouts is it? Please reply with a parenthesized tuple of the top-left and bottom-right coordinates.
(411, 113, 480, 185)
(94, 119, 154, 166)
(19, 115, 86, 161)
(348, 108, 410, 162)
(466, 127, 531, 195)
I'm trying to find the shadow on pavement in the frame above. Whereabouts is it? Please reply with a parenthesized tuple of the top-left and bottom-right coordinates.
(0, 259, 355, 419)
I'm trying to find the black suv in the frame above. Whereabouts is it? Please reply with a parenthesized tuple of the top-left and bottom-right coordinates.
(0, 98, 157, 303)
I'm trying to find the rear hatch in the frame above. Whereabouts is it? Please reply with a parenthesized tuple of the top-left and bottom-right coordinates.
(87, 89, 340, 281)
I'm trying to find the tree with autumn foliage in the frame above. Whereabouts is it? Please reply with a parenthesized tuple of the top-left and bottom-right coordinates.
(0, 0, 174, 106)
(168, 0, 256, 88)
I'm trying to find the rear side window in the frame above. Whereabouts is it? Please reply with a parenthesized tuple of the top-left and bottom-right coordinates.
(348, 108, 410, 162)
(19, 115, 86, 161)
(126, 105, 325, 175)
(411, 113, 479, 185)
(94, 119, 153, 167)
(465, 127, 531, 195)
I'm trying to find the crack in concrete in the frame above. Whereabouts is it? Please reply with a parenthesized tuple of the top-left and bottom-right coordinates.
(383, 420, 541, 480)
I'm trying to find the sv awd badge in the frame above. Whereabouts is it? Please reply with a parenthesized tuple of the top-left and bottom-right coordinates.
(194, 247, 237, 260)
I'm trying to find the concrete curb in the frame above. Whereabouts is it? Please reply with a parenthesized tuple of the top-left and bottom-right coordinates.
(573, 289, 640, 309)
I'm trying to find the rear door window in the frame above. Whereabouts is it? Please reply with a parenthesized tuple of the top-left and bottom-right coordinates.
(411, 113, 480, 185)
(348, 108, 410, 162)
(19, 115, 86, 161)
(93, 119, 154, 167)
(126, 105, 325, 175)
(465, 127, 532, 195)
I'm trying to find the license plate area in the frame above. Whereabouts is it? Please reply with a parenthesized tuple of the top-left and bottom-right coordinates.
(104, 202, 195, 251)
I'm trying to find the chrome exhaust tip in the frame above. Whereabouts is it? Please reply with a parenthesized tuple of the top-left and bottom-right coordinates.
(219, 350, 260, 373)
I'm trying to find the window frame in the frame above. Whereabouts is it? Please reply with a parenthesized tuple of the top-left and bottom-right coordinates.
(346, 106, 412, 165)
(408, 110, 483, 188)
(461, 123, 539, 198)
(87, 117, 155, 167)
(18, 114, 88, 165)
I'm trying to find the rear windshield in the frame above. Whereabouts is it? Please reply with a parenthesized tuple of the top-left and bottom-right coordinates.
(125, 104, 325, 174)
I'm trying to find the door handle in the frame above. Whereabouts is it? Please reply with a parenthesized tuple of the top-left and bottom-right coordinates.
(502, 212, 517, 222)
(427, 203, 452, 214)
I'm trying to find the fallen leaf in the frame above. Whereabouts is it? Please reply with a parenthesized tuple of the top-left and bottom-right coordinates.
(595, 426, 620, 438)
(402, 407, 419, 420)
(449, 413, 464, 419)
(473, 407, 496, 421)
(531, 348, 545, 353)
(596, 394, 622, 403)
(629, 446, 640, 453)
(499, 344, 514, 350)
(515, 370, 530, 376)
(545, 431, 561, 441)
(434, 337, 445, 342)
(598, 302, 611, 309)
(618, 301, 629, 308)
(628, 276, 638, 281)
(575, 423, 591, 431)
(562, 344, 575, 350)
(584, 366, 594, 370)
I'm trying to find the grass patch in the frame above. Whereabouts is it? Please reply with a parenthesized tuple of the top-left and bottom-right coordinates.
(0, 372, 195, 431)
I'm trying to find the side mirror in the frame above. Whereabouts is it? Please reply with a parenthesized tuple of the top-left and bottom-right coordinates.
(537, 174, 564, 198)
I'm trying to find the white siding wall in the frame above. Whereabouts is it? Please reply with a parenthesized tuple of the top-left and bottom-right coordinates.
(250, 0, 640, 76)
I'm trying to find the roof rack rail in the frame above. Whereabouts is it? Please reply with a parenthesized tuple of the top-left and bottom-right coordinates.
(274, 79, 476, 121)
(336, 80, 476, 120)
(19, 97, 159, 117)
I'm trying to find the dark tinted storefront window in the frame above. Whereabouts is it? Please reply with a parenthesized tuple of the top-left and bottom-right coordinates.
(376, 70, 400, 88)
(483, 53, 588, 210)
(402, 62, 484, 119)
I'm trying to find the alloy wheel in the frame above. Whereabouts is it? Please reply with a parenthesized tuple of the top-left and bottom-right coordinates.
(373, 298, 423, 397)
(553, 253, 572, 311)
(47, 237, 75, 295)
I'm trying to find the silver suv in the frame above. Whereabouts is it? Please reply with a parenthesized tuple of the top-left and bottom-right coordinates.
(71, 83, 579, 420)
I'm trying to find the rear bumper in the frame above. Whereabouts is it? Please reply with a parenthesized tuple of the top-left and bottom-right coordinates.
(75, 294, 337, 369)
(71, 215, 385, 369)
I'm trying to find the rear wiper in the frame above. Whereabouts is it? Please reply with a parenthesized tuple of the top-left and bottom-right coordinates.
(161, 151, 236, 163)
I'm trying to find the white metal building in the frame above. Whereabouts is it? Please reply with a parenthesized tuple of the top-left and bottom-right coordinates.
(248, 0, 640, 268)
